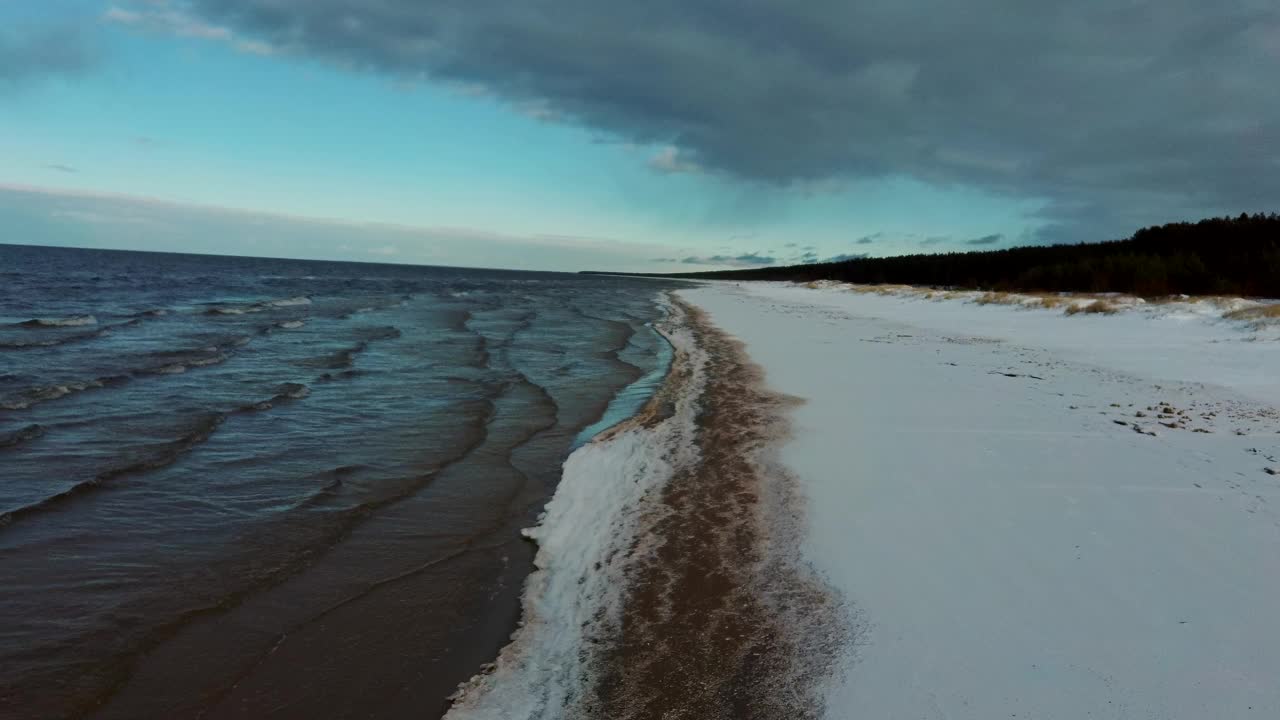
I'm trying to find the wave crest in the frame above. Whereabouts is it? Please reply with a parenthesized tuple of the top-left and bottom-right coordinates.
(15, 315, 97, 328)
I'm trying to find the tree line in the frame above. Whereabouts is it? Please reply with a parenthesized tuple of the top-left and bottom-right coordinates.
(656, 213, 1280, 297)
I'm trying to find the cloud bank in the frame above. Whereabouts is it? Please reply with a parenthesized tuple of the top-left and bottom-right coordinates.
(181, 0, 1280, 244)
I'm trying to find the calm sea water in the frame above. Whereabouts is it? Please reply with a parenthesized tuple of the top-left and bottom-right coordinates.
(0, 244, 677, 719)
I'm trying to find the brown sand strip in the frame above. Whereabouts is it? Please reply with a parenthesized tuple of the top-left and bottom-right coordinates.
(585, 297, 848, 719)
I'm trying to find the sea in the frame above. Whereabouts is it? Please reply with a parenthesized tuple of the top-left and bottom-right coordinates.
(0, 244, 679, 719)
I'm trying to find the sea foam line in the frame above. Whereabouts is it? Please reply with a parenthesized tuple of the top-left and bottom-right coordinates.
(444, 294, 706, 719)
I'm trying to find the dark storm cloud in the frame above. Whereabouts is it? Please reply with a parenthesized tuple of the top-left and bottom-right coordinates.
(855, 233, 884, 245)
(965, 233, 1003, 246)
(0, 25, 96, 86)
(191, 0, 1280, 242)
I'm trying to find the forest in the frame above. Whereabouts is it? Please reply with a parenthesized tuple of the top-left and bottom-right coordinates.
(659, 213, 1280, 297)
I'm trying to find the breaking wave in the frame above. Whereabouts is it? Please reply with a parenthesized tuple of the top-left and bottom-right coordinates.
(203, 296, 312, 315)
(0, 319, 141, 350)
(0, 377, 125, 411)
(14, 315, 97, 328)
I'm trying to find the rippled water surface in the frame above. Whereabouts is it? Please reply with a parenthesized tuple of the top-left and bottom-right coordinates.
(0, 244, 677, 719)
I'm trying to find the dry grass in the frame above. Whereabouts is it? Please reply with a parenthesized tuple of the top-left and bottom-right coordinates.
(1064, 299, 1120, 315)
(973, 291, 1077, 310)
(1032, 296, 1067, 309)
(974, 291, 1022, 306)
(1223, 304, 1280, 322)
(845, 283, 916, 296)
(1198, 295, 1256, 310)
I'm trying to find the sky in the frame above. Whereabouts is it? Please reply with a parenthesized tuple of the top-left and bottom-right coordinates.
(1, 1, 1277, 272)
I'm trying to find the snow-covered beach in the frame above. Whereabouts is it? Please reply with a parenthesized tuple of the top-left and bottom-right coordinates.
(449, 281, 1280, 719)
(684, 282, 1280, 718)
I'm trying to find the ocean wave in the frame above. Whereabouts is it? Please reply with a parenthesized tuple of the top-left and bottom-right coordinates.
(2, 379, 315, 525)
(98, 412, 226, 482)
(234, 382, 311, 412)
(203, 306, 253, 316)
(203, 296, 312, 315)
(0, 333, 94, 350)
(335, 298, 404, 317)
(0, 412, 226, 528)
(301, 344, 366, 370)
(138, 335, 248, 375)
(1, 335, 246, 410)
(0, 477, 105, 528)
(0, 379, 111, 410)
(316, 369, 362, 382)
(352, 325, 402, 342)
(445, 297, 701, 719)
(0, 423, 45, 449)
(299, 326, 401, 370)
(264, 296, 312, 308)
(143, 351, 229, 375)
(290, 465, 365, 510)
(0, 319, 141, 350)
(14, 315, 97, 328)
(273, 382, 310, 400)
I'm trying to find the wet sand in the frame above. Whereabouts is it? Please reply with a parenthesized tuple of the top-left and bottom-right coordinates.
(589, 298, 846, 719)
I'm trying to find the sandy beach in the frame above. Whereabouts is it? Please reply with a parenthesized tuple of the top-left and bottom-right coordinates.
(683, 282, 1280, 718)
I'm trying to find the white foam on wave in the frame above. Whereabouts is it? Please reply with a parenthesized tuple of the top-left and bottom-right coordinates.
(265, 296, 311, 307)
(22, 315, 97, 327)
(204, 296, 311, 315)
(445, 297, 705, 720)
(0, 379, 104, 410)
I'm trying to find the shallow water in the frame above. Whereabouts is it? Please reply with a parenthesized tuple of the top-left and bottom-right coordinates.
(0, 244, 678, 718)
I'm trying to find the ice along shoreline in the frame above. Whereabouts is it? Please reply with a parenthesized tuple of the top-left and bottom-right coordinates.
(445, 291, 848, 720)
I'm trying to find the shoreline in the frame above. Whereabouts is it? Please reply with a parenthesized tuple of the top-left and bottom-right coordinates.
(450, 279, 1280, 718)
(445, 292, 847, 719)
(589, 298, 845, 719)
